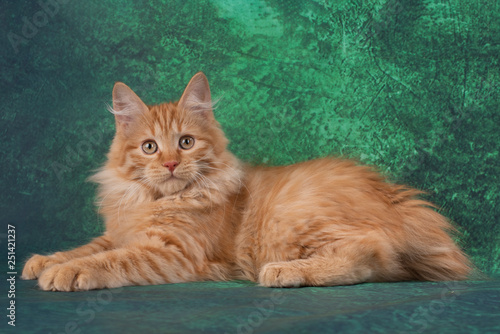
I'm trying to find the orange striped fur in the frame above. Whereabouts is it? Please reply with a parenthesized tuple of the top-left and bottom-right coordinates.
(22, 72, 472, 291)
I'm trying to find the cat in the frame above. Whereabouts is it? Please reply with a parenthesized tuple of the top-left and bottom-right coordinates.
(22, 72, 472, 291)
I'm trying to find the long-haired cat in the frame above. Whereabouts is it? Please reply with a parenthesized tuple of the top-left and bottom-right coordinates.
(22, 72, 472, 291)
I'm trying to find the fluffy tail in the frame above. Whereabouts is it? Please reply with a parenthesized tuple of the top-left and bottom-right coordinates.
(398, 196, 473, 281)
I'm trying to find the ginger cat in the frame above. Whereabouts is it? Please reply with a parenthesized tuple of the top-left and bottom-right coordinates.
(22, 72, 472, 291)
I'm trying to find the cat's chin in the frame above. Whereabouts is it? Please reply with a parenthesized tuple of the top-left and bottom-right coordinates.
(156, 177, 190, 196)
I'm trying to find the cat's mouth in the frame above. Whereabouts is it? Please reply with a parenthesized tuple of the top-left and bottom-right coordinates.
(156, 173, 190, 196)
(165, 173, 185, 182)
(165, 174, 178, 181)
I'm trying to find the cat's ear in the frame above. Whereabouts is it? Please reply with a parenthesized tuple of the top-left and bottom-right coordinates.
(178, 72, 214, 120)
(110, 82, 149, 133)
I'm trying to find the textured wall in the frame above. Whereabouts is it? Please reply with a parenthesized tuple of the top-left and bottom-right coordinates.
(1, 0, 498, 276)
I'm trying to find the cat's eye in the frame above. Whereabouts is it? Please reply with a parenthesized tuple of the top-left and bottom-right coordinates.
(142, 140, 158, 154)
(179, 136, 195, 150)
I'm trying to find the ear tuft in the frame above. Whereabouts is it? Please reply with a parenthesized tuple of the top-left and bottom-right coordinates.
(110, 82, 149, 133)
(178, 72, 214, 118)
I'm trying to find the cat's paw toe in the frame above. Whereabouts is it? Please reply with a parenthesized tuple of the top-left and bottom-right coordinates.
(38, 263, 94, 291)
(258, 262, 305, 288)
(22, 254, 59, 280)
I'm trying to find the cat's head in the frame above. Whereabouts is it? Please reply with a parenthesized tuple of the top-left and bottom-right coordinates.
(106, 72, 230, 196)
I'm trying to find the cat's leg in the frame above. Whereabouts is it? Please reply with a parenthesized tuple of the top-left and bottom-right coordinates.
(22, 236, 113, 280)
(37, 235, 201, 291)
(258, 235, 398, 287)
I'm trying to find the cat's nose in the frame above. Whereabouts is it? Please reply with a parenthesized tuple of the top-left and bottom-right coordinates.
(162, 161, 179, 172)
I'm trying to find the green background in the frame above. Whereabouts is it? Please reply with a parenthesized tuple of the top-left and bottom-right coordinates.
(1, 0, 499, 333)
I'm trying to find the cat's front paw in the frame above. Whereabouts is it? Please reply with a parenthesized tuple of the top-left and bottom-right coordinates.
(38, 261, 97, 291)
(258, 262, 306, 288)
(22, 254, 61, 280)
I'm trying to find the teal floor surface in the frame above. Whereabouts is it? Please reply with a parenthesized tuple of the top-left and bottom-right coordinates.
(10, 279, 500, 333)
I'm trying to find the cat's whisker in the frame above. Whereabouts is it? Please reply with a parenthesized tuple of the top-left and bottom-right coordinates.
(194, 148, 215, 161)
(97, 187, 119, 216)
(95, 187, 123, 231)
(192, 171, 216, 213)
(193, 171, 212, 195)
(199, 164, 247, 221)
(201, 174, 222, 197)
(199, 173, 225, 216)
(190, 173, 210, 210)
(206, 162, 255, 204)
(116, 182, 143, 224)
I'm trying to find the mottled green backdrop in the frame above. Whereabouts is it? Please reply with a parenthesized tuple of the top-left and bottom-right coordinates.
(1, 0, 499, 277)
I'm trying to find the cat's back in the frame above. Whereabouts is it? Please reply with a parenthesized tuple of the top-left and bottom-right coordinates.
(244, 157, 397, 209)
